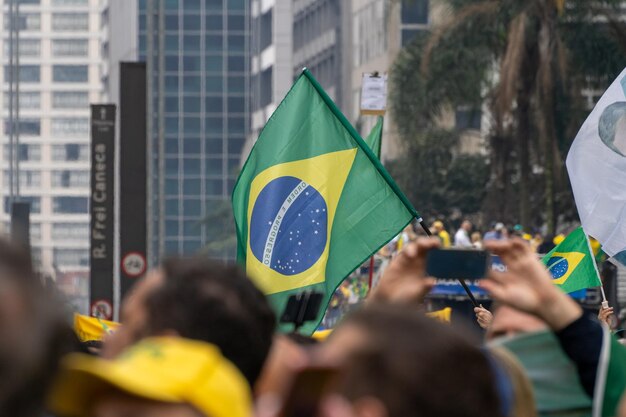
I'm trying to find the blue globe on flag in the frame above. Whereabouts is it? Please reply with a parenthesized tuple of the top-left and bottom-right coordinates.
(546, 256, 569, 279)
(249, 176, 328, 276)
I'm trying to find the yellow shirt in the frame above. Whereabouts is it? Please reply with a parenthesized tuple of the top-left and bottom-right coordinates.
(438, 230, 451, 248)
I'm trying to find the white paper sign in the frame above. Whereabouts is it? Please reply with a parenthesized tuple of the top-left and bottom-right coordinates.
(360, 73, 387, 115)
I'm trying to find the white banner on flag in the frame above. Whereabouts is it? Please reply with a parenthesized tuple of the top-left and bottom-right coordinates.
(566, 67, 626, 265)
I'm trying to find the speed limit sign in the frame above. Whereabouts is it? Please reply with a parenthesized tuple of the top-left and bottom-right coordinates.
(121, 252, 147, 277)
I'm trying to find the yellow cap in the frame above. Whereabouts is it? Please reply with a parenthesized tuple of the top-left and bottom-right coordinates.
(312, 329, 333, 341)
(48, 337, 252, 417)
(553, 234, 565, 245)
(432, 220, 444, 229)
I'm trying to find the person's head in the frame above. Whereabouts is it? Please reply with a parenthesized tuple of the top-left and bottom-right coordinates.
(146, 258, 275, 386)
(486, 305, 547, 341)
(461, 220, 472, 231)
(319, 305, 502, 417)
(598, 101, 626, 157)
(0, 238, 74, 417)
(471, 232, 482, 243)
(102, 268, 164, 359)
(49, 337, 252, 417)
(432, 220, 444, 233)
(103, 257, 276, 387)
(495, 223, 505, 233)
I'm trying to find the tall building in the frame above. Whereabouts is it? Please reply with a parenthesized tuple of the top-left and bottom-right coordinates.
(248, 0, 350, 156)
(105, 0, 251, 263)
(292, 0, 351, 111)
(1, 0, 105, 279)
(249, 0, 292, 141)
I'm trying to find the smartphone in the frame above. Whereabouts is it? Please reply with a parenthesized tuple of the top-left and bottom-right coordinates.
(280, 291, 323, 325)
(278, 367, 339, 417)
(425, 248, 490, 280)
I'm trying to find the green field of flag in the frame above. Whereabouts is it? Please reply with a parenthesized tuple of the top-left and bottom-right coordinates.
(232, 70, 418, 334)
(541, 227, 602, 294)
(363, 116, 383, 159)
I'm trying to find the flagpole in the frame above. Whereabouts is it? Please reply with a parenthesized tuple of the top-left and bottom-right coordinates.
(419, 219, 479, 307)
(584, 231, 609, 308)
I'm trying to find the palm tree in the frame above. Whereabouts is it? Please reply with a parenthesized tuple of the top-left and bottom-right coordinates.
(390, 0, 626, 233)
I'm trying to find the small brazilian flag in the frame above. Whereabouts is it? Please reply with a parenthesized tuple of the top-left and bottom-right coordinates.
(232, 70, 418, 334)
(541, 227, 602, 294)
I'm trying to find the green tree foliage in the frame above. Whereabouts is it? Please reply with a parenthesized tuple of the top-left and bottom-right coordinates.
(387, 129, 489, 221)
(390, 0, 626, 233)
(200, 199, 237, 261)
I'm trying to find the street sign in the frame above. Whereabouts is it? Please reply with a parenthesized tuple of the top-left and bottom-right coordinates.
(91, 299, 113, 320)
(121, 252, 147, 278)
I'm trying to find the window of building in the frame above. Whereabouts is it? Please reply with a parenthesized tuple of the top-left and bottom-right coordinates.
(53, 65, 88, 83)
(51, 118, 89, 136)
(259, 68, 272, 107)
(52, 223, 89, 240)
(206, 55, 223, 72)
(228, 0, 244, 11)
(227, 97, 244, 113)
(52, 13, 89, 31)
(183, 35, 201, 52)
(228, 136, 245, 156)
(4, 197, 40, 214)
(53, 197, 88, 214)
(183, 14, 201, 30)
(228, 56, 244, 73)
(3, 144, 41, 162)
(164, 0, 179, 10)
(4, 119, 40, 136)
(206, 34, 223, 51)
(206, 14, 222, 30)
(205, 96, 221, 113)
(52, 39, 89, 57)
(4, 13, 40, 31)
(51, 144, 89, 161)
(3, 170, 41, 188)
(183, 56, 201, 72)
(53, 249, 89, 267)
(206, 0, 222, 11)
(4, 65, 40, 83)
(401, 0, 428, 24)
(3, 39, 40, 57)
(259, 10, 272, 51)
(52, 170, 89, 188)
(455, 107, 482, 131)
(52, 92, 89, 109)
(3, 92, 40, 109)
(228, 15, 245, 31)
(30, 223, 41, 241)
(227, 34, 245, 52)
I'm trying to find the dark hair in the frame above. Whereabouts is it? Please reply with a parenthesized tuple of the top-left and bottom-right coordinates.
(146, 257, 276, 386)
(335, 305, 502, 417)
(0, 238, 74, 417)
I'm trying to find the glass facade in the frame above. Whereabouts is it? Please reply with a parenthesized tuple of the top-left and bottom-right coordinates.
(138, 0, 249, 259)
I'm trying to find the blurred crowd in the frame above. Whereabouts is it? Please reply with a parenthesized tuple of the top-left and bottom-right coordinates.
(2, 228, 626, 417)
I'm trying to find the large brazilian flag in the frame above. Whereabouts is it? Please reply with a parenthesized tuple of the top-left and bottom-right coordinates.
(232, 70, 419, 334)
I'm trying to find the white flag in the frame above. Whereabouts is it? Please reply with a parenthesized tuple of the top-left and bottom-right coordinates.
(566, 67, 626, 265)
